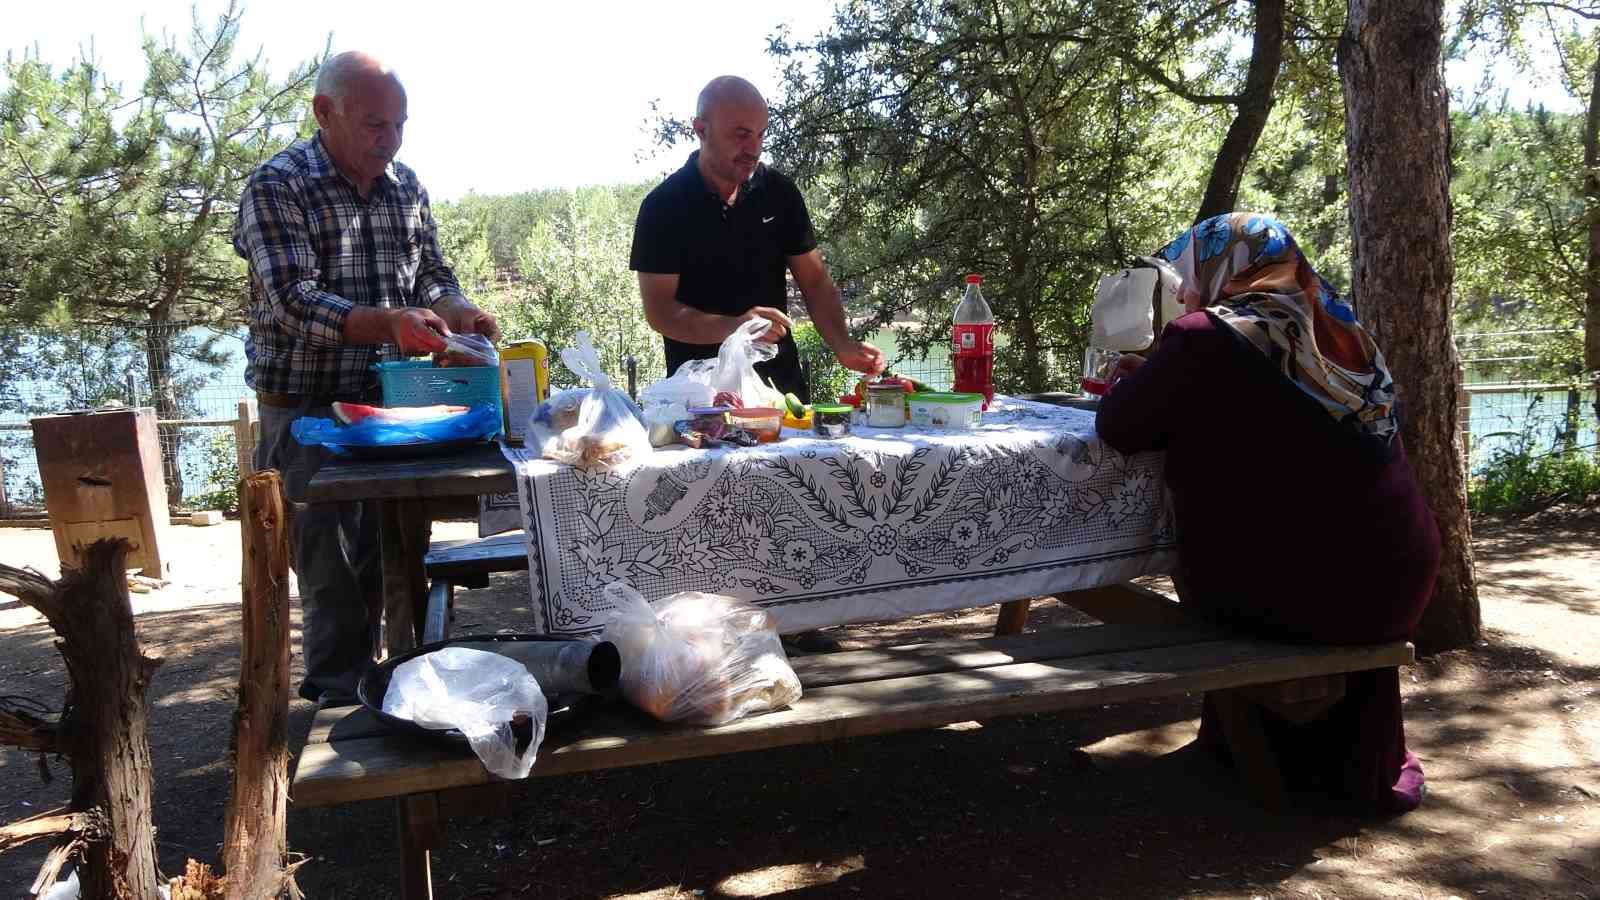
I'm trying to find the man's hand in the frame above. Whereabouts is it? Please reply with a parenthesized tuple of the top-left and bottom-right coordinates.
(390, 307, 451, 354)
(835, 339, 886, 376)
(344, 306, 450, 354)
(435, 296, 501, 342)
(743, 306, 793, 343)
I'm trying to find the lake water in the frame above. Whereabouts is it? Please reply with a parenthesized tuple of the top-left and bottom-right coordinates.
(2, 326, 1590, 508)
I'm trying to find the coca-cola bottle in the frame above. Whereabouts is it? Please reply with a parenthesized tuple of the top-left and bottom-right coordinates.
(952, 273, 995, 407)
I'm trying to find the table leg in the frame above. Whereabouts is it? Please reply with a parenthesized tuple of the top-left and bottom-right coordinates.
(380, 499, 431, 655)
(397, 793, 441, 900)
(993, 598, 1032, 636)
(1208, 689, 1287, 812)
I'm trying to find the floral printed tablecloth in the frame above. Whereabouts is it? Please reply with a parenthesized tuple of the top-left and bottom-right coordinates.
(480, 396, 1177, 636)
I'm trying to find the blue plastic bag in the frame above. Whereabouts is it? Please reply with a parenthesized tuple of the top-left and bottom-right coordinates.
(291, 404, 501, 455)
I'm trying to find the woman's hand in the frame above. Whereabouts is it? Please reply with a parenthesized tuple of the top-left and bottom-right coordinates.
(1108, 353, 1146, 391)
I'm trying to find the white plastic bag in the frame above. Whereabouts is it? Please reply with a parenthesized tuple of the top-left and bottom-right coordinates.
(667, 318, 785, 409)
(1091, 268, 1157, 351)
(541, 331, 652, 468)
(601, 583, 802, 725)
(382, 647, 549, 779)
(638, 376, 712, 447)
(1137, 255, 1186, 328)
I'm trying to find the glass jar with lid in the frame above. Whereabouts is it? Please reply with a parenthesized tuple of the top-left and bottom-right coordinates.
(865, 382, 907, 428)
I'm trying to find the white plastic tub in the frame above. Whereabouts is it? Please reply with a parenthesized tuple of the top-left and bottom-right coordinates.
(907, 392, 984, 429)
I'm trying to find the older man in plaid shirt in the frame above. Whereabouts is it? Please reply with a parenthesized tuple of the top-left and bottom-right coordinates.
(233, 51, 498, 704)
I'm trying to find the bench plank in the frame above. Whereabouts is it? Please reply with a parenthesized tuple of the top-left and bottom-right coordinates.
(422, 532, 528, 578)
(306, 623, 1229, 748)
(785, 622, 1227, 688)
(293, 636, 1411, 808)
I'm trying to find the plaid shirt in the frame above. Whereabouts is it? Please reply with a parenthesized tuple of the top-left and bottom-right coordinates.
(233, 133, 463, 397)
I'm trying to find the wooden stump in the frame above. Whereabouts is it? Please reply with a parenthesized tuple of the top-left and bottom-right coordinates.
(221, 471, 297, 899)
(0, 540, 165, 899)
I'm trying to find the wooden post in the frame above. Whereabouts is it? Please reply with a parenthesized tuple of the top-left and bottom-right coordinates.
(0, 452, 9, 518)
(222, 471, 296, 899)
(397, 793, 442, 900)
(1208, 689, 1288, 812)
(993, 598, 1032, 636)
(235, 399, 260, 481)
(381, 499, 432, 655)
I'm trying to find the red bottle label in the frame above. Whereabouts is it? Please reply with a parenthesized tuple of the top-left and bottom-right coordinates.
(952, 323, 994, 355)
(951, 323, 995, 408)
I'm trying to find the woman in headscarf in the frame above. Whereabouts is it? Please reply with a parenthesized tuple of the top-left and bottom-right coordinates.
(1096, 212, 1440, 815)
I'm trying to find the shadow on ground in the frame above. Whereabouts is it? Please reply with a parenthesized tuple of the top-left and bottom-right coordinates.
(0, 510, 1595, 899)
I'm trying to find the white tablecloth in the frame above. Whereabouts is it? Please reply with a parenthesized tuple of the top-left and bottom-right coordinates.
(480, 397, 1176, 636)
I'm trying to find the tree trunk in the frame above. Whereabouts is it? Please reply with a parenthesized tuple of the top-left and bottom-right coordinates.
(141, 320, 186, 508)
(1340, 0, 1481, 654)
(0, 540, 165, 898)
(1195, 0, 1286, 223)
(1584, 30, 1600, 429)
(222, 471, 297, 899)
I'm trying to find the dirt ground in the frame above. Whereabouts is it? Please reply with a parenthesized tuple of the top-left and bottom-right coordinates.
(0, 504, 1596, 900)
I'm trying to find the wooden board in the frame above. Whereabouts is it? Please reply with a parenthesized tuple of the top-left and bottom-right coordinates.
(304, 443, 514, 504)
(1055, 583, 1192, 626)
(292, 634, 1412, 807)
(422, 532, 528, 578)
(31, 408, 172, 576)
(303, 623, 1230, 748)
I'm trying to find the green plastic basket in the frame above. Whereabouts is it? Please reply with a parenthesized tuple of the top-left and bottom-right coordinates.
(374, 360, 503, 436)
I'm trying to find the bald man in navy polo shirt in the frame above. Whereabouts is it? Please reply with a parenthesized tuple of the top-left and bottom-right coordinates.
(631, 77, 883, 653)
(630, 75, 884, 402)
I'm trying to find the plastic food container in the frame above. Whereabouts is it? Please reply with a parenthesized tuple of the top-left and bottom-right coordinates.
(907, 392, 984, 429)
(727, 407, 783, 443)
(374, 360, 504, 437)
(865, 383, 907, 428)
(686, 407, 729, 441)
(811, 404, 853, 439)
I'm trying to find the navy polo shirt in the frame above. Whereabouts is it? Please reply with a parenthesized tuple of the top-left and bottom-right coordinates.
(629, 150, 818, 399)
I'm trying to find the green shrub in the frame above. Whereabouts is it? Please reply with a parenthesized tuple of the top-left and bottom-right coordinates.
(184, 430, 240, 516)
(794, 321, 857, 404)
(1468, 431, 1600, 515)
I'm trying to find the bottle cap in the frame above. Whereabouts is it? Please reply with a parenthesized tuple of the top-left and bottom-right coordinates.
(966, 274, 982, 284)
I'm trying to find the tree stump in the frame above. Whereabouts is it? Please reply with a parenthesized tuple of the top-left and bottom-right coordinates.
(0, 540, 165, 899)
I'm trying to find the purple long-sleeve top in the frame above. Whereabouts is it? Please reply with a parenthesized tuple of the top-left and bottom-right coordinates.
(1096, 311, 1440, 645)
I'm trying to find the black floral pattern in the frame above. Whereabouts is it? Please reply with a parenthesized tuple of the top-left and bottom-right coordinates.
(502, 398, 1178, 636)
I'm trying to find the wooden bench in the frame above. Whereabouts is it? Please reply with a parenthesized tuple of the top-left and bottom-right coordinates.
(291, 585, 1413, 899)
(419, 532, 529, 643)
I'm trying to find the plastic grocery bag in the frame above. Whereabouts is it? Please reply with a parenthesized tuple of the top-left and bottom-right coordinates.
(600, 583, 802, 725)
(1091, 267, 1157, 351)
(1136, 255, 1185, 328)
(539, 331, 652, 468)
(666, 318, 785, 409)
(291, 404, 500, 455)
(382, 647, 549, 779)
(637, 376, 711, 447)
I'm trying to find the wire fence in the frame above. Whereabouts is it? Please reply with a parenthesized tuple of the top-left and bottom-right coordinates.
(0, 322, 1592, 515)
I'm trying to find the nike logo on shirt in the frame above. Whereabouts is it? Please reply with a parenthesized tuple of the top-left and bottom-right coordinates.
(762, 216, 776, 223)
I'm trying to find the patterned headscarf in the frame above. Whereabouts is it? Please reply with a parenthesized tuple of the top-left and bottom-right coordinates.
(1157, 212, 1399, 453)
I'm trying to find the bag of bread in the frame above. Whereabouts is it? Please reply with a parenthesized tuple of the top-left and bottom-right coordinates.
(540, 331, 651, 469)
(601, 583, 802, 726)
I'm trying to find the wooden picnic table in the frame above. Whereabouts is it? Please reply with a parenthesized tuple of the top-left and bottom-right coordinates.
(304, 440, 1052, 655)
(305, 442, 515, 654)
